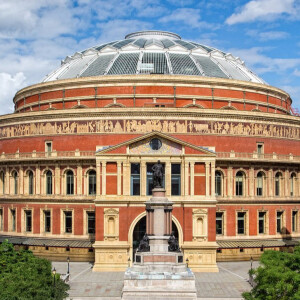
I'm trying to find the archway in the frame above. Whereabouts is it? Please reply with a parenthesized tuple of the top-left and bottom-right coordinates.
(131, 215, 180, 262)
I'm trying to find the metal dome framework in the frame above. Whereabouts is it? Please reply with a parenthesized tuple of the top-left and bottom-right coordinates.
(44, 31, 265, 84)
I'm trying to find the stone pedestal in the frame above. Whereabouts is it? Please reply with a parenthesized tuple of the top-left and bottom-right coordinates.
(122, 188, 197, 300)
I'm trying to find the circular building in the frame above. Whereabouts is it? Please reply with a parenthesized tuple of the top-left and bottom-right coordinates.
(0, 31, 299, 272)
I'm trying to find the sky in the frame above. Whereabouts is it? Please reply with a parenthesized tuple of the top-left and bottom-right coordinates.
(0, 0, 300, 115)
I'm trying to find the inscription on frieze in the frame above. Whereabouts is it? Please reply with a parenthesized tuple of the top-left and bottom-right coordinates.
(0, 119, 299, 140)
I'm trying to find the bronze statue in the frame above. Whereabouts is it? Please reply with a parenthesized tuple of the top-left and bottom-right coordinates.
(168, 231, 180, 252)
(137, 234, 150, 252)
(152, 160, 164, 188)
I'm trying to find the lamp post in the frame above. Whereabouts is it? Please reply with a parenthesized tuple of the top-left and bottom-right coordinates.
(128, 257, 131, 268)
(250, 256, 253, 271)
(52, 267, 56, 287)
(186, 258, 189, 268)
(67, 256, 70, 274)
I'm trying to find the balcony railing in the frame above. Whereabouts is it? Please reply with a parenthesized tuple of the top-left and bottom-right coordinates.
(216, 151, 300, 162)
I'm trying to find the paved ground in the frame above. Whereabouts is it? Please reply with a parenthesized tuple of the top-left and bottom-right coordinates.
(52, 261, 259, 300)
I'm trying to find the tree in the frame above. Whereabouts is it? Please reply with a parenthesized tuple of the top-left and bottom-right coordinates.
(0, 240, 69, 300)
(243, 246, 300, 300)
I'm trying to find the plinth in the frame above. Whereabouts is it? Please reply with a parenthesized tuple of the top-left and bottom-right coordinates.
(121, 188, 197, 300)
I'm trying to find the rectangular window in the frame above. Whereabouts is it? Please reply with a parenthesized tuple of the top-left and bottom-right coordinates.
(64, 211, 72, 233)
(0, 208, 3, 231)
(258, 212, 266, 234)
(292, 211, 298, 232)
(131, 163, 140, 196)
(237, 212, 246, 234)
(171, 164, 181, 196)
(88, 172, 96, 195)
(216, 212, 224, 235)
(25, 210, 32, 232)
(45, 142, 52, 153)
(11, 209, 16, 231)
(87, 212, 95, 234)
(257, 143, 264, 156)
(257, 176, 263, 196)
(277, 211, 283, 233)
(44, 211, 51, 232)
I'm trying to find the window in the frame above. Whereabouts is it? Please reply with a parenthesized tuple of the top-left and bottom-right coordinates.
(257, 143, 264, 157)
(258, 212, 266, 234)
(66, 170, 74, 195)
(131, 163, 140, 196)
(237, 212, 246, 234)
(235, 171, 244, 196)
(257, 172, 264, 196)
(150, 138, 162, 150)
(87, 212, 95, 234)
(171, 164, 181, 196)
(216, 212, 224, 235)
(0, 172, 4, 194)
(290, 173, 296, 196)
(276, 211, 283, 233)
(292, 211, 298, 232)
(146, 163, 165, 195)
(11, 209, 16, 231)
(25, 210, 32, 232)
(215, 171, 222, 196)
(46, 171, 52, 195)
(0, 208, 3, 231)
(88, 170, 96, 195)
(28, 171, 34, 195)
(275, 172, 282, 196)
(44, 211, 51, 232)
(45, 141, 52, 153)
(64, 211, 72, 233)
(13, 171, 18, 195)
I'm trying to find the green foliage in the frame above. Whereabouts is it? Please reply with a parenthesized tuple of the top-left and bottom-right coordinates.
(243, 246, 300, 300)
(0, 240, 69, 300)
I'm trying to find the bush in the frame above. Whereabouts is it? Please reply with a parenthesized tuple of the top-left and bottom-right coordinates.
(0, 240, 69, 300)
(243, 246, 300, 300)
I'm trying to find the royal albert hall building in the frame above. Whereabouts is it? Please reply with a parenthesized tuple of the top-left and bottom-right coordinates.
(0, 30, 299, 272)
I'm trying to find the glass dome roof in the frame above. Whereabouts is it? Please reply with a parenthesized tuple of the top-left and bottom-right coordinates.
(43, 31, 265, 84)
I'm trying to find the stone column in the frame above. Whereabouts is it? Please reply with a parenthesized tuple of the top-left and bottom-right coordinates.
(205, 162, 210, 197)
(101, 162, 106, 196)
(165, 161, 171, 197)
(117, 162, 122, 196)
(211, 162, 215, 197)
(268, 169, 273, 197)
(19, 167, 24, 195)
(141, 161, 146, 196)
(36, 165, 40, 194)
(5, 167, 9, 194)
(123, 162, 130, 196)
(228, 167, 233, 197)
(55, 164, 60, 195)
(285, 170, 289, 197)
(77, 165, 82, 195)
(184, 161, 189, 196)
(190, 162, 195, 196)
(96, 162, 101, 195)
(249, 167, 254, 197)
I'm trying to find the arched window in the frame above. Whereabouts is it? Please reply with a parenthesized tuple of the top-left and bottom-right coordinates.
(275, 172, 282, 196)
(290, 173, 296, 196)
(256, 172, 264, 196)
(28, 171, 34, 195)
(235, 171, 244, 196)
(215, 171, 222, 196)
(0, 171, 4, 194)
(13, 171, 18, 195)
(46, 171, 52, 195)
(66, 170, 74, 195)
(88, 170, 96, 195)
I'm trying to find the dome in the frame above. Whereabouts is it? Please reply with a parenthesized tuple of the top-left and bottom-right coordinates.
(43, 30, 265, 84)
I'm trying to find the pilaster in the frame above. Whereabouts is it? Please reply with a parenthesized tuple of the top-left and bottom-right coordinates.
(96, 162, 101, 195)
(211, 161, 215, 197)
(165, 161, 171, 197)
(77, 165, 82, 195)
(184, 161, 189, 196)
(141, 161, 146, 196)
(36, 165, 40, 194)
(19, 167, 24, 195)
(55, 164, 60, 195)
(117, 162, 122, 196)
(190, 162, 195, 196)
(101, 162, 106, 196)
(205, 162, 210, 197)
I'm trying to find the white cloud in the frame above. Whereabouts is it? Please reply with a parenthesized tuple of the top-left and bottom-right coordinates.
(226, 0, 296, 25)
(0, 72, 26, 115)
(247, 30, 289, 41)
(293, 69, 300, 76)
(158, 8, 208, 28)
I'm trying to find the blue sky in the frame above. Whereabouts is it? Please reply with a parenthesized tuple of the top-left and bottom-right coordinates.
(0, 0, 300, 114)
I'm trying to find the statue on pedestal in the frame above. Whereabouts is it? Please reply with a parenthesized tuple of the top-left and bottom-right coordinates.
(137, 234, 150, 252)
(168, 231, 180, 252)
(152, 160, 164, 188)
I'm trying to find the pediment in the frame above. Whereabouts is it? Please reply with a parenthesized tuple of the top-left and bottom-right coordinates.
(82, 48, 98, 56)
(168, 44, 187, 52)
(122, 44, 140, 51)
(144, 43, 164, 50)
(96, 131, 215, 156)
(191, 47, 208, 55)
(72, 52, 83, 59)
(210, 50, 224, 58)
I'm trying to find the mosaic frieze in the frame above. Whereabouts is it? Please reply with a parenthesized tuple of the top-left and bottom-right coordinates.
(0, 119, 299, 140)
(129, 137, 182, 155)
